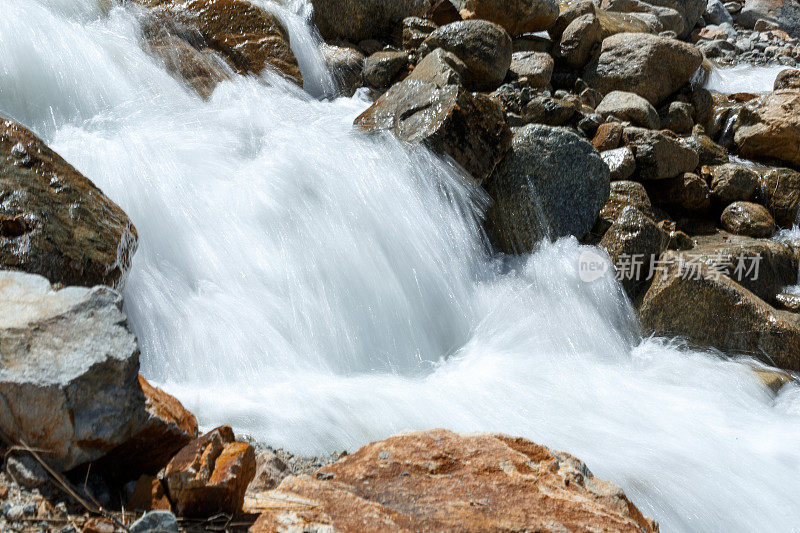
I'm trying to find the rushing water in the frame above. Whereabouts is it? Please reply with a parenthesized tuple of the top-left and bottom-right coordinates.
(705, 63, 798, 94)
(1, 1, 800, 530)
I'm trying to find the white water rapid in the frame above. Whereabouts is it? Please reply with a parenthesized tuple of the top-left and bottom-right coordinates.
(1, 1, 799, 530)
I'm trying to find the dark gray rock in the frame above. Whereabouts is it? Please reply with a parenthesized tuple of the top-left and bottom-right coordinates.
(362, 50, 409, 88)
(312, 0, 432, 41)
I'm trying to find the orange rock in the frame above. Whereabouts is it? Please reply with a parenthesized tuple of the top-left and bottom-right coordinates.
(81, 518, 115, 533)
(127, 474, 172, 512)
(163, 426, 256, 518)
(249, 429, 658, 532)
(97, 376, 198, 483)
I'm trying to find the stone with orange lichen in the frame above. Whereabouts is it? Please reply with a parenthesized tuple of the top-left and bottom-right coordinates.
(163, 426, 256, 518)
(249, 429, 658, 532)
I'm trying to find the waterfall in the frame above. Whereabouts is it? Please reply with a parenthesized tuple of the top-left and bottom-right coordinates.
(1, 1, 799, 530)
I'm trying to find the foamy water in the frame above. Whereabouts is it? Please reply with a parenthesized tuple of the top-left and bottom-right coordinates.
(705, 63, 797, 94)
(1, 1, 799, 530)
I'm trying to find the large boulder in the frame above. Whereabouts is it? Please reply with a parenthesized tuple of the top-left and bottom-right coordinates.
(623, 127, 699, 180)
(462, 0, 559, 35)
(0, 118, 136, 289)
(420, 20, 512, 90)
(163, 426, 256, 518)
(600, 206, 668, 298)
(249, 429, 658, 532)
(485, 124, 610, 252)
(721, 201, 776, 237)
(407, 47, 467, 87)
(738, 0, 800, 36)
(557, 13, 603, 69)
(140, 0, 302, 85)
(0, 272, 144, 471)
(584, 33, 703, 106)
(734, 90, 800, 169)
(311, 0, 431, 41)
(639, 253, 800, 370)
(355, 79, 512, 182)
(708, 163, 759, 205)
(757, 167, 800, 227)
(595, 91, 660, 129)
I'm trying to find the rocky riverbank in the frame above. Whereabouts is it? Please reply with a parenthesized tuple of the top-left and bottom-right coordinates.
(2, 0, 800, 530)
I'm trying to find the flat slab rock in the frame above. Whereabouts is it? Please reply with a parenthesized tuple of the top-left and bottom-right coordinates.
(248, 429, 658, 532)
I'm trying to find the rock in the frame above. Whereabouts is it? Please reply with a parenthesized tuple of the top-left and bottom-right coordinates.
(142, 0, 302, 85)
(602, 146, 638, 180)
(407, 47, 467, 86)
(708, 163, 759, 204)
(249, 429, 658, 532)
(311, 0, 431, 41)
(485, 124, 610, 252)
(420, 20, 512, 90)
(5, 452, 49, 489)
(659, 101, 694, 134)
(596, 10, 658, 37)
(320, 43, 364, 97)
(721, 201, 776, 237)
(521, 95, 580, 126)
(752, 366, 794, 392)
(0, 271, 144, 471)
(639, 252, 800, 370)
(462, 0, 559, 36)
(362, 50, 410, 88)
(776, 292, 800, 312)
(734, 90, 800, 168)
(145, 35, 232, 99)
(509, 51, 554, 88)
(774, 68, 800, 90)
(596, 91, 660, 129)
(644, 0, 708, 35)
(645, 172, 711, 213)
(127, 475, 172, 512)
(601, 206, 668, 297)
(0, 118, 136, 288)
(355, 79, 511, 182)
(558, 14, 603, 68)
(399, 16, 438, 49)
(599, 180, 657, 226)
(129, 510, 179, 533)
(584, 33, 703, 105)
(96, 375, 198, 483)
(426, 0, 462, 26)
(757, 167, 800, 226)
(689, 232, 797, 302)
(603, 0, 687, 35)
(244, 450, 291, 512)
(550, 1, 596, 40)
(593, 121, 625, 151)
(163, 426, 256, 518)
(513, 35, 554, 53)
(686, 131, 729, 165)
(623, 127, 699, 180)
(82, 518, 115, 533)
(738, 0, 800, 36)
(706, 0, 735, 23)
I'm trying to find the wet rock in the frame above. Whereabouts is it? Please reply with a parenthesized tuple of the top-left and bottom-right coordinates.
(558, 14, 603, 68)
(163, 426, 256, 518)
(550, 1, 596, 40)
(757, 167, 800, 226)
(0, 118, 136, 288)
(602, 146, 638, 180)
(774, 68, 800, 89)
(127, 475, 171, 512)
(645, 172, 711, 213)
(462, 0, 559, 36)
(145, 35, 232, 99)
(734, 90, 800, 168)
(639, 252, 800, 370)
(521, 95, 580, 126)
(593, 121, 625, 151)
(738, 0, 800, 36)
(143, 0, 302, 85)
(596, 10, 658, 37)
(708, 163, 759, 204)
(601, 206, 668, 297)
(603, 0, 687, 35)
(320, 42, 365, 97)
(0, 271, 144, 472)
(623, 127, 699, 180)
(659, 101, 694, 134)
(362, 50, 410, 88)
(509, 51, 554, 88)
(355, 79, 511, 181)
(249, 429, 658, 532)
(129, 510, 178, 533)
(776, 292, 800, 312)
(407, 47, 467, 86)
(426, 0, 462, 26)
(420, 20, 513, 90)
(399, 17, 438, 49)
(311, 0, 431, 41)
(485, 124, 610, 252)
(686, 131, 729, 165)
(596, 91, 660, 129)
(584, 33, 703, 105)
(721, 201, 776, 237)
(599, 180, 657, 226)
